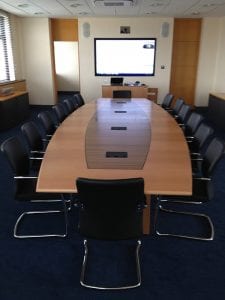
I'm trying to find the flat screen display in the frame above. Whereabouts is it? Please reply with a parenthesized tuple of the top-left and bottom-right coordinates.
(94, 38, 156, 76)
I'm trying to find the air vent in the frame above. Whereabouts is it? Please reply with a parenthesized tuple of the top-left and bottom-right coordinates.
(93, 0, 135, 7)
(105, 2, 124, 6)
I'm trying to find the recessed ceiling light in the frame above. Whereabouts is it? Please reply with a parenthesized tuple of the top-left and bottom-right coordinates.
(192, 11, 200, 15)
(145, 11, 157, 15)
(149, 3, 164, 7)
(70, 3, 81, 7)
(34, 12, 44, 15)
(78, 12, 89, 15)
(18, 4, 29, 8)
(203, 3, 216, 7)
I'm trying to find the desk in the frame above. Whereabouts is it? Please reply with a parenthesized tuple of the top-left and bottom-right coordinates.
(0, 91, 29, 131)
(208, 93, 225, 130)
(37, 98, 192, 234)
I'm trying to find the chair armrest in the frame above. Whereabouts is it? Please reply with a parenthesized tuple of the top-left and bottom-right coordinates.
(191, 152, 201, 156)
(194, 177, 211, 181)
(191, 158, 203, 161)
(186, 136, 195, 140)
(30, 157, 43, 160)
(14, 176, 38, 179)
(31, 150, 45, 154)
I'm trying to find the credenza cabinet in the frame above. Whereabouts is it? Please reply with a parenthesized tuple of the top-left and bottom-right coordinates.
(102, 85, 148, 98)
(208, 93, 225, 131)
(0, 92, 29, 131)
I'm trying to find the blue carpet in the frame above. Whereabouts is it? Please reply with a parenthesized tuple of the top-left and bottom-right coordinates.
(1, 105, 225, 300)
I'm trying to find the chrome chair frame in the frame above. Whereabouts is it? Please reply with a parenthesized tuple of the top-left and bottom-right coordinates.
(13, 176, 69, 239)
(80, 239, 142, 290)
(155, 205, 214, 241)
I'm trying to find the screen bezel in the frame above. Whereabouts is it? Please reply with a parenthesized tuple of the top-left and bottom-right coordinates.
(94, 37, 157, 77)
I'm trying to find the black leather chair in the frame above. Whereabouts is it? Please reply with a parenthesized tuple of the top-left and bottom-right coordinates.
(1, 136, 68, 238)
(182, 111, 204, 136)
(73, 93, 85, 107)
(76, 177, 146, 290)
(186, 122, 214, 154)
(63, 98, 76, 114)
(21, 121, 47, 157)
(174, 104, 191, 126)
(112, 90, 132, 98)
(168, 97, 184, 117)
(155, 137, 225, 241)
(52, 103, 67, 124)
(160, 93, 174, 109)
(191, 136, 224, 176)
(38, 110, 57, 139)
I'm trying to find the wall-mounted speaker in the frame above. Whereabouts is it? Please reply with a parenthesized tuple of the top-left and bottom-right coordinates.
(161, 22, 169, 38)
(83, 22, 90, 38)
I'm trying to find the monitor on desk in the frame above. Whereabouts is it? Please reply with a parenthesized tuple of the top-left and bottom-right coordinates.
(110, 77, 123, 86)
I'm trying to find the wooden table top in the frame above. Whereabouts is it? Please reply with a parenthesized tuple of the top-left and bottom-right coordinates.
(37, 98, 192, 196)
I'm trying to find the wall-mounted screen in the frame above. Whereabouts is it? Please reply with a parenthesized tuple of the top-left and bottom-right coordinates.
(94, 38, 156, 76)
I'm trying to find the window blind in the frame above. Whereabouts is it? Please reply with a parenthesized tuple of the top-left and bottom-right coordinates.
(0, 10, 15, 82)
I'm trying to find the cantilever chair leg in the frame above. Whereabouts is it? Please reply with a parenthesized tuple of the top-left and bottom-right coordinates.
(155, 205, 214, 241)
(80, 239, 142, 290)
(14, 196, 69, 239)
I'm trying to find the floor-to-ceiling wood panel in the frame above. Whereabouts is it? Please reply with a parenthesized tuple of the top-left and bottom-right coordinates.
(170, 18, 202, 106)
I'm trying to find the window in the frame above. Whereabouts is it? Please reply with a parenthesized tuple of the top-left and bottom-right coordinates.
(0, 11, 15, 82)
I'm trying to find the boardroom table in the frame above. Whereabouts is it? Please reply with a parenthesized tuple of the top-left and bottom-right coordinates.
(37, 98, 192, 234)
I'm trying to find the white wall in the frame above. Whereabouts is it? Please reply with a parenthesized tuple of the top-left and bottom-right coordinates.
(195, 18, 221, 106)
(14, 15, 225, 107)
(19, 18, 55, 105)
(213, 17, 225, 92)
(78, 17, 174, 103)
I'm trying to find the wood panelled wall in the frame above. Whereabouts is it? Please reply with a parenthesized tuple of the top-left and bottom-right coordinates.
(51, 19, 78, 41)
(170, 18, 202, 106)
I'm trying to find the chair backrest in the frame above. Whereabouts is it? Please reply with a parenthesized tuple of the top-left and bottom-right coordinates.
(21, 121, 44, 152)
(74, 93, 85, 107)
(1, 136, 30, 176)
(76, 177, 145, 240)
(71, 95, 80, 109)
(172, 98, 184, 114)
(202, 137, 225, 176)
(193, 123, 214, 150)
(63, 98, 76, 114)
(177, 104, 191, 123)
(52, 103, 67, 124)
(161, 93, 174, 109)
(185, 111, 203, 134)
(112, 90, 132, 98)
(38, 111, 56, 136)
